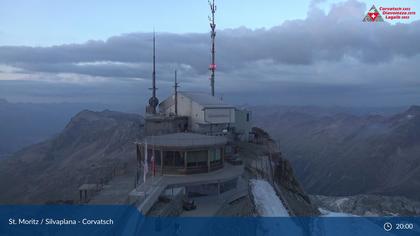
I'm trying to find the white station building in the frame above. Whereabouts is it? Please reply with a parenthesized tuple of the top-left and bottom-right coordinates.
(159, 92, 235, 135)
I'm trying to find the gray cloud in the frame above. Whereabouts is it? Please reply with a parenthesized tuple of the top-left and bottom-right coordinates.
(0, 0, 419, 107)
(0, 0, 419, 79)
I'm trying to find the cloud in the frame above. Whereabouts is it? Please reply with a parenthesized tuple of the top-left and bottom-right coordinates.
(0, 0, 419, 78)
(0, 0, 419, 106)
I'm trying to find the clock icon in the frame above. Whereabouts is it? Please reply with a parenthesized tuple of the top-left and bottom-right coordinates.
(384, 222, 393, 232)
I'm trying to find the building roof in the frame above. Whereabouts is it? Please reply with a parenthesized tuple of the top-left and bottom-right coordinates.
(78, 184, 99, 191)
(140, 132, 227, 149)
(179, 92, 234, 108)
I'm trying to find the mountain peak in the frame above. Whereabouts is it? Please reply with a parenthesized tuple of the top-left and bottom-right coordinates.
(406, 105, 420, 115)
(71, 109, 141, 124)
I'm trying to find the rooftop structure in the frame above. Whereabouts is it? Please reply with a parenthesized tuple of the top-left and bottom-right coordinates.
(160, 92, 234, 110)
(144, 115, 188, 136)
(159, 91, 235, 135)
(179, 92, 233, 108)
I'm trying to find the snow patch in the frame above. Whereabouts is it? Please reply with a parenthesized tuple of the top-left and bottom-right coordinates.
(249, 179, 289, 217)
(334, 197, 349, 211)
(319, 208, 356, 217)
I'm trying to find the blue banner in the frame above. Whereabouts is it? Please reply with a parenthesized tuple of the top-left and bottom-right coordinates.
(0, 205, 419, 236)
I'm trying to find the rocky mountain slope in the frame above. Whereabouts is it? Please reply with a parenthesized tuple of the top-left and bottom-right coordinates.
(238, 135, 320, 216)
(0, 99, 108, 155)
(0, 110, 143, 204)
(253, 105, 420, 200)
(311, 194, 420, 216)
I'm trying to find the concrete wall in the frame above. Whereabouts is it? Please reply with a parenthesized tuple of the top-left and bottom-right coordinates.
(190, 99, 204, 130)
(232, 109, 252, 141)
(204, 108, 235, 124)
(144, 116, 189, 136)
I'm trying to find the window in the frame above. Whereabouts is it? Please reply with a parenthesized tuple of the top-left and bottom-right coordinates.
(174, 152, 184, 166)
(163, 151, 184, 167)
(209, 148, 221, 162)
(187, 150, 208, 167)
(154, 150, 161, 165)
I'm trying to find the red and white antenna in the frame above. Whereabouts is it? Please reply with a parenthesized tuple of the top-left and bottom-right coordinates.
(208, 0, 217, 96)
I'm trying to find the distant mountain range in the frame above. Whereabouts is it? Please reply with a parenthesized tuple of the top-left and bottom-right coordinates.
(1, 101, 419, 207)
(0, 99, 111, 155)
(0, 110, 143, 203)
(253, 105, 420, 200)
(311, 194, 420, 216)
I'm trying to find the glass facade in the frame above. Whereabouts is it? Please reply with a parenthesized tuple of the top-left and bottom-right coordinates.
(141, 144, 224, 175)
(209, 148, 221, 164)
(186, 150, 208, 168)
(163, 151, 184, 167)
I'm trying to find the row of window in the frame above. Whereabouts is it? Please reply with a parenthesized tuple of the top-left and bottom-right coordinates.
(146, 148, 222, 168)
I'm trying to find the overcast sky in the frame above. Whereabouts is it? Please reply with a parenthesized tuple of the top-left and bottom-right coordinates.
(0, 0, 419, 111)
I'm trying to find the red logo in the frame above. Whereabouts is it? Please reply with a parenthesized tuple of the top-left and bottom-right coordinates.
(363, 5, 384, 22)
(369, 12, 379, 21)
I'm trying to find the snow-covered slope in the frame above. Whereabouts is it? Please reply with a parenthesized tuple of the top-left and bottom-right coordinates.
(249, 179, 289, 217)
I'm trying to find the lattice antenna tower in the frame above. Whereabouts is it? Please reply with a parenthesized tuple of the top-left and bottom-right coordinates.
(208, 0, 217, 96)
(173, 70, 180, 115)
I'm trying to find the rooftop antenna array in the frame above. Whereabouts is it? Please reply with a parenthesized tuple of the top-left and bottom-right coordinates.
(208, 0, 217, 96)
(174, 70, 179, 115)
(147, 31, 159, 114)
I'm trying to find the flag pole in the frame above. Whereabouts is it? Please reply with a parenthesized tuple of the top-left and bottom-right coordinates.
(143, 139, 148, 183)
(153, 136, 156, 176)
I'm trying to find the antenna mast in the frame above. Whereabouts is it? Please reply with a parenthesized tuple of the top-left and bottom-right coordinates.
(208, 0, 217, 96)
(174, 70, 179, 115)
(147, 31, 159, 114)
(152, 31, 156, 100)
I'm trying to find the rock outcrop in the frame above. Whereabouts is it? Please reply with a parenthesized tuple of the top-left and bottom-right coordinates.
(312, 194, 420, 216)
(274, 157, 320, 216)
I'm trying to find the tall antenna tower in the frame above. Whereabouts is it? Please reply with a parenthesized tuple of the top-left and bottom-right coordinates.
(147, 31, 159, 114)
(173, 70, 179, 115)
(208, 0, 217, 96)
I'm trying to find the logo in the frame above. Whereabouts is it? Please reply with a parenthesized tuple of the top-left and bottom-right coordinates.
(363, 5, 384, 22)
